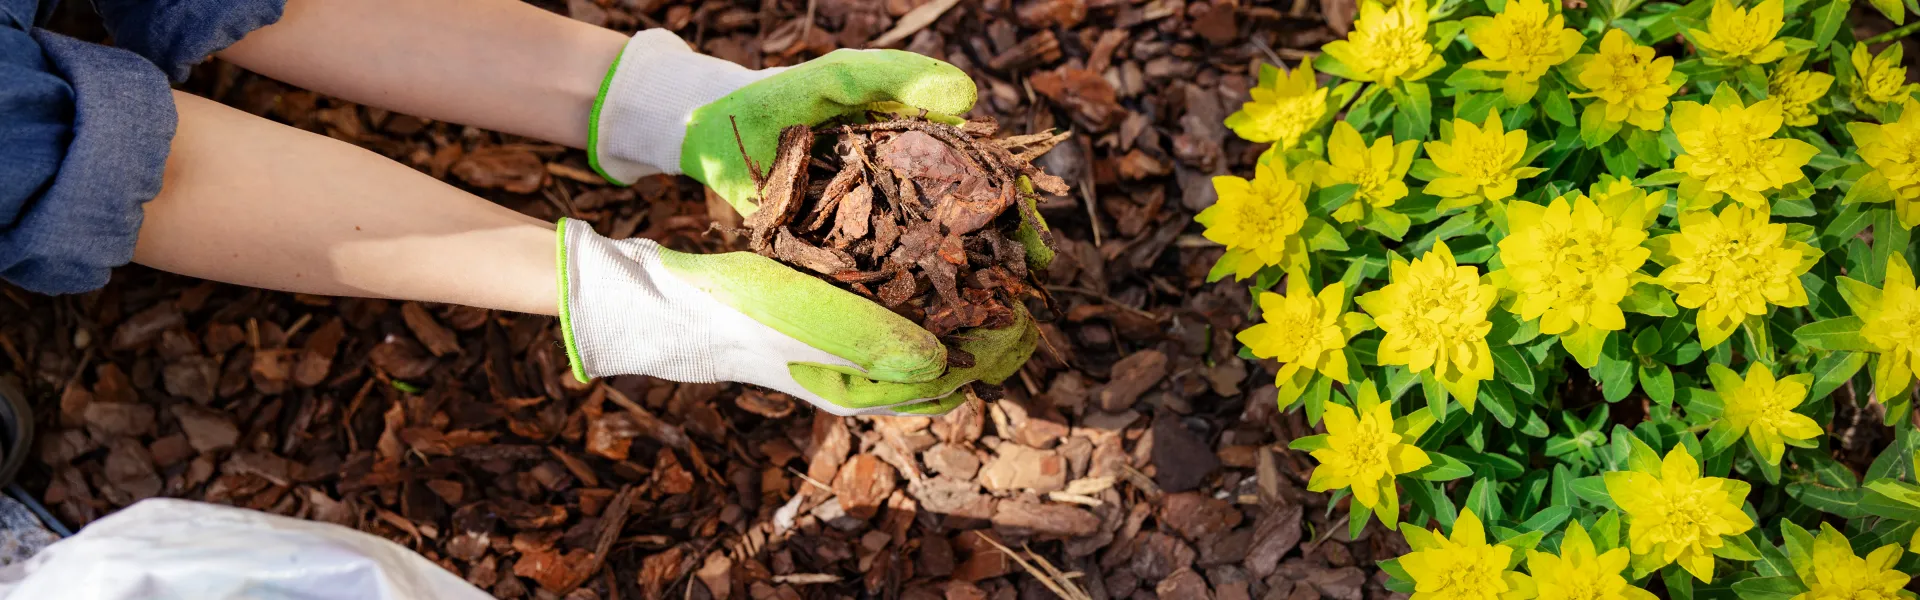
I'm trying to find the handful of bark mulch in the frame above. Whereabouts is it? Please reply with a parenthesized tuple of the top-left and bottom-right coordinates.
(739, 115, 1072, 348)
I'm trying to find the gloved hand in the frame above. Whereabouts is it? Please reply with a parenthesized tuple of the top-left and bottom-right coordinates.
(585, 29, 977, 211)
(556, 219, 1037, 416)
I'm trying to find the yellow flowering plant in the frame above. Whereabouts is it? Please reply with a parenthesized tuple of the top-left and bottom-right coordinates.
(1225, 62, 1343, 154)
(1562, 29, 1684, 146)
(1493, 177, 1662, 368)
(1768, 520, 1917, 600)
(1604, 442, 1755, 581)
(1848, 42, 1920, 122)
(1459, 0, 1584, 103)
(1391, 509, 1538, 600)
(1292, 379, 1447, 530)
(1669, 86, 1820, 212)
(1701, 362, 1823, 472)
(1649, 204, 1820, 349)
(1356, 241, 1498, 413)
(1685, 0, 1801, 67)
(1416, 112, 1548, 211)
(1204, 0, 1920, 593)
(1239, 276, 1375, 409)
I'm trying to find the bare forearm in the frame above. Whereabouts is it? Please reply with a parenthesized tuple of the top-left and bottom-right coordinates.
(218, 0, 627, 149)
(135, 91, 559, 316)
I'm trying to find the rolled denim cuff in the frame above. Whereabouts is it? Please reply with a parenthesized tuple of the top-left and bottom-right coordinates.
(92, 0, 286, 81)
(3, 31, 176, 295)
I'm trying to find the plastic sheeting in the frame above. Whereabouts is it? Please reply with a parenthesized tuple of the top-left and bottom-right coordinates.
(0, 498, 491, 600)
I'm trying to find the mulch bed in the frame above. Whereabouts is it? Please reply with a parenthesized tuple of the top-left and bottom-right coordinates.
(0, 0, 1407, 598)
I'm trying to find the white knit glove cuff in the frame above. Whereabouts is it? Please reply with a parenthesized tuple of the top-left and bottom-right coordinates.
(557, 220, 862, 405)
(589, 29, 775, 185)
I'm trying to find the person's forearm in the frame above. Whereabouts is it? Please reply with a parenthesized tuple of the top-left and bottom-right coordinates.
(218, 0, 628, 149)
(135, 91, 559, 316)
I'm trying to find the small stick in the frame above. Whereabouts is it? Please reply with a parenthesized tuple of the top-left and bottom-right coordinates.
(730, 115, 765, 189)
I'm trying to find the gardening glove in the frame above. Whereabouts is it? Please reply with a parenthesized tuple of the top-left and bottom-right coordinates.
(556, 219, 1037, 417)
(585, 29, 977, 211)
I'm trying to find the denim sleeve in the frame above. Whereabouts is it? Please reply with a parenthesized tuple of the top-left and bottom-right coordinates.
(93, 0, 285, 82)
(0, 25, 176, 295)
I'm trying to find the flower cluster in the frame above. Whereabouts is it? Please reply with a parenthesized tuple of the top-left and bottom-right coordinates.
(1357, 241, 1498, 408)
(1847, 99, 1920, 227)
(1671, 95, 1818, 210)
(1651, 205, 1820, 348)
(1566, 30, 1681, 131)
(1687, 0, 1788, 65)
(1239, 277, 1373, 404)
(1837, 253, 1920, 403)
(1422, 113, 1546, 210)
(1605, 445, 1755, 581)
(1462, 0, 1584, 101)
(1225, 63, 1330, 153)
(1197, 163, 1315, 280)
(1322, 0, 1444, 84)
(1495, 179, 1660, 366)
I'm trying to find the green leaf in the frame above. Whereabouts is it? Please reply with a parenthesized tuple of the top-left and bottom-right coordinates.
(1543, 85, 1575, 126)
(1391, 81, 1433, 142)
(1788, 482, 1869, 518)
(1315, 183, 1360, 216)
(1411, 452, 1475, 481)
(1712, 532, 1762, 560)
(1862, 479, 1920, 521)
(1812, 0, 1853, 47)
(1867, 0, 1906, 24)
(1793, 316, 1874, 351)
(1518, 506, 1571, 533)
(1621, 283, 1679, 316)
(1809, 351, 1870, 401)
(1491, 346, 1536, 394)
(1730, 577, 1806, 600)
(1640, 363, 1675, 406)
(1466, 477, 1503, 522)
(1572, 476, 1619, 509)
(1289, 434, 1331, 452)
(1580, 101, 1624, 148)
(1594, 338, 1637, 403)
(1663, 564, 1696, 600)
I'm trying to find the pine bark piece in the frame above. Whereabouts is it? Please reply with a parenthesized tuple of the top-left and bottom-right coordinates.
(745, 125, 816, 254)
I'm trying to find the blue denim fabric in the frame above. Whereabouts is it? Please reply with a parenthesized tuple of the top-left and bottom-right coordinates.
(0, 0, 284, 294)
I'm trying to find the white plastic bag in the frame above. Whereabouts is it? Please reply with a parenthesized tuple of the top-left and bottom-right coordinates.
(0, 498, 491, 600)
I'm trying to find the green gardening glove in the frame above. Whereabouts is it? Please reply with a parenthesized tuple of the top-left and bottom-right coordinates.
(586, 29, 976, 212)
(556, 219, 1036, 416)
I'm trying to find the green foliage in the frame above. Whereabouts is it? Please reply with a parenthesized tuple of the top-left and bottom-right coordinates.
(1217, 0, 1920, 591)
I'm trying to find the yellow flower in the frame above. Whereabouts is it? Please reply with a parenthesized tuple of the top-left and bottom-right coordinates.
(1305, 386, 1429, 513)
(1463, 0, 1585, 101)
(1836, 253, 1920, 404)
(1847, 100, 1920, 228)
(1526, 521, 1657, 600)
(1686, 0, 1787, 64)
(1227, 62, 1330, 151)
(1197, 163, 1313, 280)
(1321, 0, 1444, 85)
(1851, 43, 1920, 114)
(1566, 30, 1681, 131)
(1356, 241, 1498, 409)
(1324, 121, 1419, 224)
(1671, 96, 1819, 210)
(1239, 278, 1375, 403)
(1650, 206, 1820, 348)
(1768, 61, 1835, 128)
(1423, 113, 1546, 210)
(1791, 523, 1911, 600)
(1603, 445, 1755, 582)
(1495, 180, 1660, 367)
(1705, 362, 1823, 465)
(1400, 509, 1536, 600)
